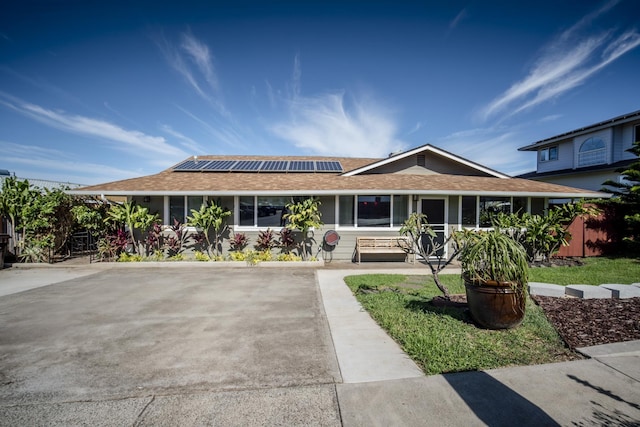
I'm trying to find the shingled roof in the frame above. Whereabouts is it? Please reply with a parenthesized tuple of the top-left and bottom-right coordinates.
(72, 151, 605, 199)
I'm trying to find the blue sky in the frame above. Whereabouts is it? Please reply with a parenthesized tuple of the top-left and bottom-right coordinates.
(1, 0, 639, 185)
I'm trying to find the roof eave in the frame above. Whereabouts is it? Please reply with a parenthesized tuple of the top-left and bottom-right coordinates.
(68, 189, 609, 199)
(518, 109, 640, 151)
(342, 144, 510, 179)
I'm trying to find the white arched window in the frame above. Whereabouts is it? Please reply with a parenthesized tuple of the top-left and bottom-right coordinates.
(578, 137, 606, 167)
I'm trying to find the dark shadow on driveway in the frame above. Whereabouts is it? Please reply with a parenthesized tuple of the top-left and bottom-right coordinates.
(443, 370, 560, 427)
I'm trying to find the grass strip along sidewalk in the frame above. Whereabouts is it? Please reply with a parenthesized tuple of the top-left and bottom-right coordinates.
(343, 257, 640, 376)
(344, 274, 577, 375)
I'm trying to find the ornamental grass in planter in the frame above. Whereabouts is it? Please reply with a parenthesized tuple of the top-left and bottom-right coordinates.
(458, 230, 529, 329)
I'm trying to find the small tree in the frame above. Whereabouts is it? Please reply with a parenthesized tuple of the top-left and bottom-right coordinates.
(105, 201, 159, 254)
(602, 140, 640, 252)
(187, 201, 231, 256)
(282, 197, 323, 260)
(0, 177, 36, 256)
(399, 212, 467, 300)
(105, 201, 137, 252)
(71, 200, 109, 238)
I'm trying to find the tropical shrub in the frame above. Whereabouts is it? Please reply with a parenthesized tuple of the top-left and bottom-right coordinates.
(278, 228, 296, 254)
(255, 228, 277, 251)
(194, 251, 211, 261)
(276, 253, 302, 262)
(282, 197, 323, 260)
(229, 232, 249, 252)
(187, 201, 231, 256)
(105, 201, 160, 254)
(492, 202, 596, 262)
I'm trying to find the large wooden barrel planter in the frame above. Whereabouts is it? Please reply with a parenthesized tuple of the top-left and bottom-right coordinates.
(464, 280, 526, 329)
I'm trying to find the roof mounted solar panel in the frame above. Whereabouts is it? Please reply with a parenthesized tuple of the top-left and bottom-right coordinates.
(315, 161, 343, 172)
(201, 160, 237, 171)
(173, 160, 211, 171)
(289, 160, 315, 172)
(261, 160, 289, 172)
(231, 160, 262, 171)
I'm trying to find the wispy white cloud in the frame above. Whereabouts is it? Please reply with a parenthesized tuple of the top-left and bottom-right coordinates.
(154, 29, 229, 118)
(539, 114, 562, 123)
(160, 124, 207, 153)
(407, 121, 424, 135)
(175, 104, 245, 150)
(0, 93, 187, 160)
(0, 141, 138, 184)
(291, 53, 302, 99)
(437, 126, 535, 176)
(181, 30, 219, 92)
(270, 90, 404, 158)
(478, 0, 640, 122)
(449, 8, 468, 31)
(265, 80, 279, 109)
(265, 55, 405, 157)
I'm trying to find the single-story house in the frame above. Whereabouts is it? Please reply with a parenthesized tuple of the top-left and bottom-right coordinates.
(70, 144, 606, 261)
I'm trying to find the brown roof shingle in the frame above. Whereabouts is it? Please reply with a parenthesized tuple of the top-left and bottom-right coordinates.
(75, 164, 604, 198)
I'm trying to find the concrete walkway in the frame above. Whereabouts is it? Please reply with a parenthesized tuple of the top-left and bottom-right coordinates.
(0, 263, 638, 426)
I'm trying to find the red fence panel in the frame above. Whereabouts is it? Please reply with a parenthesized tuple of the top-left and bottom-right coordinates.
(556, 213, 608, 257)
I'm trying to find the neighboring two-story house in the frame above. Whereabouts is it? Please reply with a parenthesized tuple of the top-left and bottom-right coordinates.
(517, 110, 640, 191)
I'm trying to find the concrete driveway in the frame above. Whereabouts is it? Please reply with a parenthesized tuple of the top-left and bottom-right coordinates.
(2, 265, 639, 426)
(0, 267, 341, 426)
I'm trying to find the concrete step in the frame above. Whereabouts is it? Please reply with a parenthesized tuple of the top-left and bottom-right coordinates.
(528, 282, 566, 297)
(599, 284, 640, 298)
(566, 284, 612, 299)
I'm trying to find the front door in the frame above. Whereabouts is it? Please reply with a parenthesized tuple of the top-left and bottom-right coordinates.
(419, 198, 447, 257)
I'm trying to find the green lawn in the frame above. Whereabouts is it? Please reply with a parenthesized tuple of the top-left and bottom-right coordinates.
(529, 257, 640, 285)
(343, 257, 639, 375)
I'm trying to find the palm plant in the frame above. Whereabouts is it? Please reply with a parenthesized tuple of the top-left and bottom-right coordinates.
(459, 230, 529, 287)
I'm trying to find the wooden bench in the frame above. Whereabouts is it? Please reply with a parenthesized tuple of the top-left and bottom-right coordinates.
(355, 236, 414, 264)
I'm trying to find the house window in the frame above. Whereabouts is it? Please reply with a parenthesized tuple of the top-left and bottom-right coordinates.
(169, 196, 206, 225)
(539, 146, 558, 162)
(461, 196, 477, 228)
(392, 195, 409, 225)
(238, 196, 305, 227)
(169, 196, 185, 224)
(239, 196, 254, 226)
(257, 197, 282, 227)
(417, 154, 426, 167)
(187, 196, 204, 215)
(479, 196, 510, 227)
(635, 124, 640, 143)
(578, 137, 606, 167)
(358, 195, 391, 227)
(339, 196, 355, 226)
(512, 197, 528, 215)
(338, 195, 408, 227)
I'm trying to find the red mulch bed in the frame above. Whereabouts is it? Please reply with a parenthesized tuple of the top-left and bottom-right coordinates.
(531, 295, 640, 349)
(433, 294, 640, 350)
